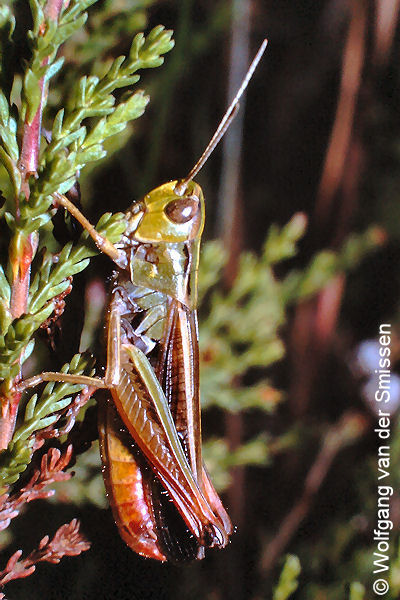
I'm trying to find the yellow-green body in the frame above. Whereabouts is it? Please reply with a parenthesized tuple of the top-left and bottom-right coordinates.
(123, 180, 204, 309)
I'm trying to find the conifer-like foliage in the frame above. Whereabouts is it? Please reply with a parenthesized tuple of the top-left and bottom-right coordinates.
(0, 0, 174, 587)
(0, 0, 173, 481)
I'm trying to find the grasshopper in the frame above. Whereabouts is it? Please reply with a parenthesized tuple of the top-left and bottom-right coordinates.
(19, 40, 267, 561)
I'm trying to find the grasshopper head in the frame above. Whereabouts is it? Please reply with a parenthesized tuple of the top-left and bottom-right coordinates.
(120, 39, 268, 308)
(123, 180, 205, 308)
(125, 180, 205, 244)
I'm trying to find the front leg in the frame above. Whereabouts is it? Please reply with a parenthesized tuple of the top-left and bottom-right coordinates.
(17, 371, 107, 393)
(17, 287, 125, 394)
(53, 193, 127, 268)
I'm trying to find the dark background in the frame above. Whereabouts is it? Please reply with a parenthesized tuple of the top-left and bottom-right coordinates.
(3, 1, 400, 598)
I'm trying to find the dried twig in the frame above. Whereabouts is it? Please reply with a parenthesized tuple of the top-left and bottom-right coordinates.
(33, 385, 97, 446)
(374, 0, 400, 66)
(0, 519, 90, 586)
(258, 411, 368, 576)
(314, 0, 367, 227)
(289, 0, 368, 417)
(0, 446, 73, 530)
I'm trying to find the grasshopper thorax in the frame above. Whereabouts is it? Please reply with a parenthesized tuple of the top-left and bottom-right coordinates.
(120, 180, 205, 309)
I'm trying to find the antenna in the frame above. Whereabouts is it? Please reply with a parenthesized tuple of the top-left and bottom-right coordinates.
(174, 38, 268, 196)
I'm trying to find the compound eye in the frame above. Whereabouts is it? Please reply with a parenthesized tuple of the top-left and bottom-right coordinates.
(164, 196, 199, 224)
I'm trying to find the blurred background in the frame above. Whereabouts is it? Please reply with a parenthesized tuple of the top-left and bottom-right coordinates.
(3, 0, 400, 598)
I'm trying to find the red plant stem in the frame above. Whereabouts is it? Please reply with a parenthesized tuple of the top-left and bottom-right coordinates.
(374, 0, 400, 66)
(18, 0, 64, 187)
(9, 231, 38, 320)
(2, 229, 39, 449)
(18, 100, 44, 189)
(217, 0, 250, 286)
(44, 0, 64, 22)
(289, 0, 367, 417)
(314, 0, 367, 228)
(13, 0, 64, 316)
(0, 391, 21, 452)
(218, 4, 250, 598)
